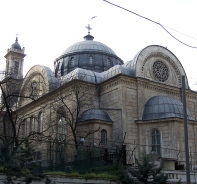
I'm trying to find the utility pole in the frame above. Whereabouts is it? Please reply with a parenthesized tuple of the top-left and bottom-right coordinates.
(182, 75, 190, 183)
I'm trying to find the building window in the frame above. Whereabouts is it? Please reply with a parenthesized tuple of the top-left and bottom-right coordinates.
(6, 61, 9, 74)
(14, 61, 19, 74)
(57, 118, 66, 141)
(38, 112, 43, 133)
(107, 58, 111, 67)
(101, 129, 107, 145)
(30, 117, 34, 133)
(152, 129, 161, 155)
(70, 57, 75, 67)
(31, 81, 38, 99)
(35, 151, 42, 160)
(89, 55, 93, 64)
(22, 121, 26, 138)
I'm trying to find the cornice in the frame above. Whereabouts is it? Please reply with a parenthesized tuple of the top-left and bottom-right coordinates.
(77, 120, 113, 125)
(136, 118, 196, 124)
(100, 75, 136, 93)
(17, 79, 96, 113)
(137, 78, 197, 100)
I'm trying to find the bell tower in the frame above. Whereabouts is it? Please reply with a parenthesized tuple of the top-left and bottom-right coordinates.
(4, 36, 26, 79)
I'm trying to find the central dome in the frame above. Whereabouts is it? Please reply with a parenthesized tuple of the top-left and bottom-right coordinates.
(54, 34, 123, 78)
(62, 36, 116, 56)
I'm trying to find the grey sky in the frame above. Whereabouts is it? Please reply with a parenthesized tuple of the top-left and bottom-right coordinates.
(0, 0, 197, 89)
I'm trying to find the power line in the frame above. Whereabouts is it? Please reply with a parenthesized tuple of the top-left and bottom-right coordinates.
(162, 25, 197, 41)
(103, 0, 197, 49)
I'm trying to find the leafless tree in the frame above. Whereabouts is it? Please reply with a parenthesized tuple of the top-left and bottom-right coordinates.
(0, 74, 52, 159)
(51, 81, 100, 152)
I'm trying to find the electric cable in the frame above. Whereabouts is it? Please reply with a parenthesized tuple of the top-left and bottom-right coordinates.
(103, 0, 197, 49)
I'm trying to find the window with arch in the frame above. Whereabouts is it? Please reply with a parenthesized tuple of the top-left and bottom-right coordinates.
(35, 151, 42, 160)
(107, 58, 111, 67)
(14, 61, 19, 74)
(151, 129, 161, 155)
(101, 129, 107, 145)
(38, 112, 43, 133)
(89, 55, 93, 64)
(22, 121, 27, 138)
(70, 57, 75, 67)
(30, 117, 35, 133)
(57, 117, 66, 141)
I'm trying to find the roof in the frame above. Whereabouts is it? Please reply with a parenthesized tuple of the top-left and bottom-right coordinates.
(61, 65, 133, 84)
(12, 37, 21, 50)
(142, 96, 194, 120)
(62, 35, 116, 56)
(77, 109, 113, 123)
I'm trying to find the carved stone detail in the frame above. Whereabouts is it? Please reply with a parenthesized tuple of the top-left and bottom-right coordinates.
(153, 61, 169, 82)
(141, 53, 181, 87)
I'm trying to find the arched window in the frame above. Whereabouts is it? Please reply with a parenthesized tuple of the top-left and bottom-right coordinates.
(36, 151, 42, 160)
(101, 129, 107, 145)
(14, 61, 19, 74)
(22, 121, 26, 138)
(38, 112, 43, 133)
(57, 118, 66, 141)
(31, 81, 38, 99)
(107, 58, 111, 67)
(30, 117, 34, 133)
(70, 57, 75, 67)
(89, 55, 93, 64)
(152, 129, 161, 155)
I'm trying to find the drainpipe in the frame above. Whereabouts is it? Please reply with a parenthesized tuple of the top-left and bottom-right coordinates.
(182, 75, 190, 184)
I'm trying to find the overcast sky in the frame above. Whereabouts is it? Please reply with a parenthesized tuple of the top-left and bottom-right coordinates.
(0, 0, 197, 89)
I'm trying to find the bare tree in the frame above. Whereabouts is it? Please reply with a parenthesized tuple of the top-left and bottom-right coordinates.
(0, 74, 53, 160)
(0, 73, 61, 182)
(51, 81, 100, 152)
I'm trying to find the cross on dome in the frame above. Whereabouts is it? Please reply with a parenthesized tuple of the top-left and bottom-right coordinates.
(85, 24, 92, 34)
(16, 34, 18, 42)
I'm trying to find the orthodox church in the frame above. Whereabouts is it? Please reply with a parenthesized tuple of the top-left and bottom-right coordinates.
(2, 26, 197, 171)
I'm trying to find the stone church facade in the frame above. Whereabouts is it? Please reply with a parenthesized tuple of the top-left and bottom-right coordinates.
(2, 30, 197, 171)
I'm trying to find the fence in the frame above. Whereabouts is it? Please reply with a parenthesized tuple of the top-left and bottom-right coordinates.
(32, 145, 126, 173)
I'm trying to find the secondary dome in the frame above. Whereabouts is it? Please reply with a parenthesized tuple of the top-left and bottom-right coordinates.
(142, 96, 194, 120)
(54, 33, 123, 78)
(77, 109, 113, 123)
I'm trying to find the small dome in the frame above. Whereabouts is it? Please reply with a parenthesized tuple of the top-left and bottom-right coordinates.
(142, 96, 194, 120)
(77, 109, 113, 123)
(12, 37, 21, 50)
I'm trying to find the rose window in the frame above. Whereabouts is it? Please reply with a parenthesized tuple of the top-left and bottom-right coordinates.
(153, 61, 169, 82)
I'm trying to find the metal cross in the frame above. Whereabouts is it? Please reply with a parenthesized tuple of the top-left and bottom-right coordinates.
(85, 24, 92, 34)
(16, 34, 18, 42)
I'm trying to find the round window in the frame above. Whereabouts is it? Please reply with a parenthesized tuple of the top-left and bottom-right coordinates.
(153, 61, 169, 82)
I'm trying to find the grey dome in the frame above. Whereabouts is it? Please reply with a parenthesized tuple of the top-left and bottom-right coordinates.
(12, 37, 21, 50)
(62, 39, 116, 56)
(142, 96, 194, 120)
(54, 34, 123, 78)
(78, 109, 113, 123)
